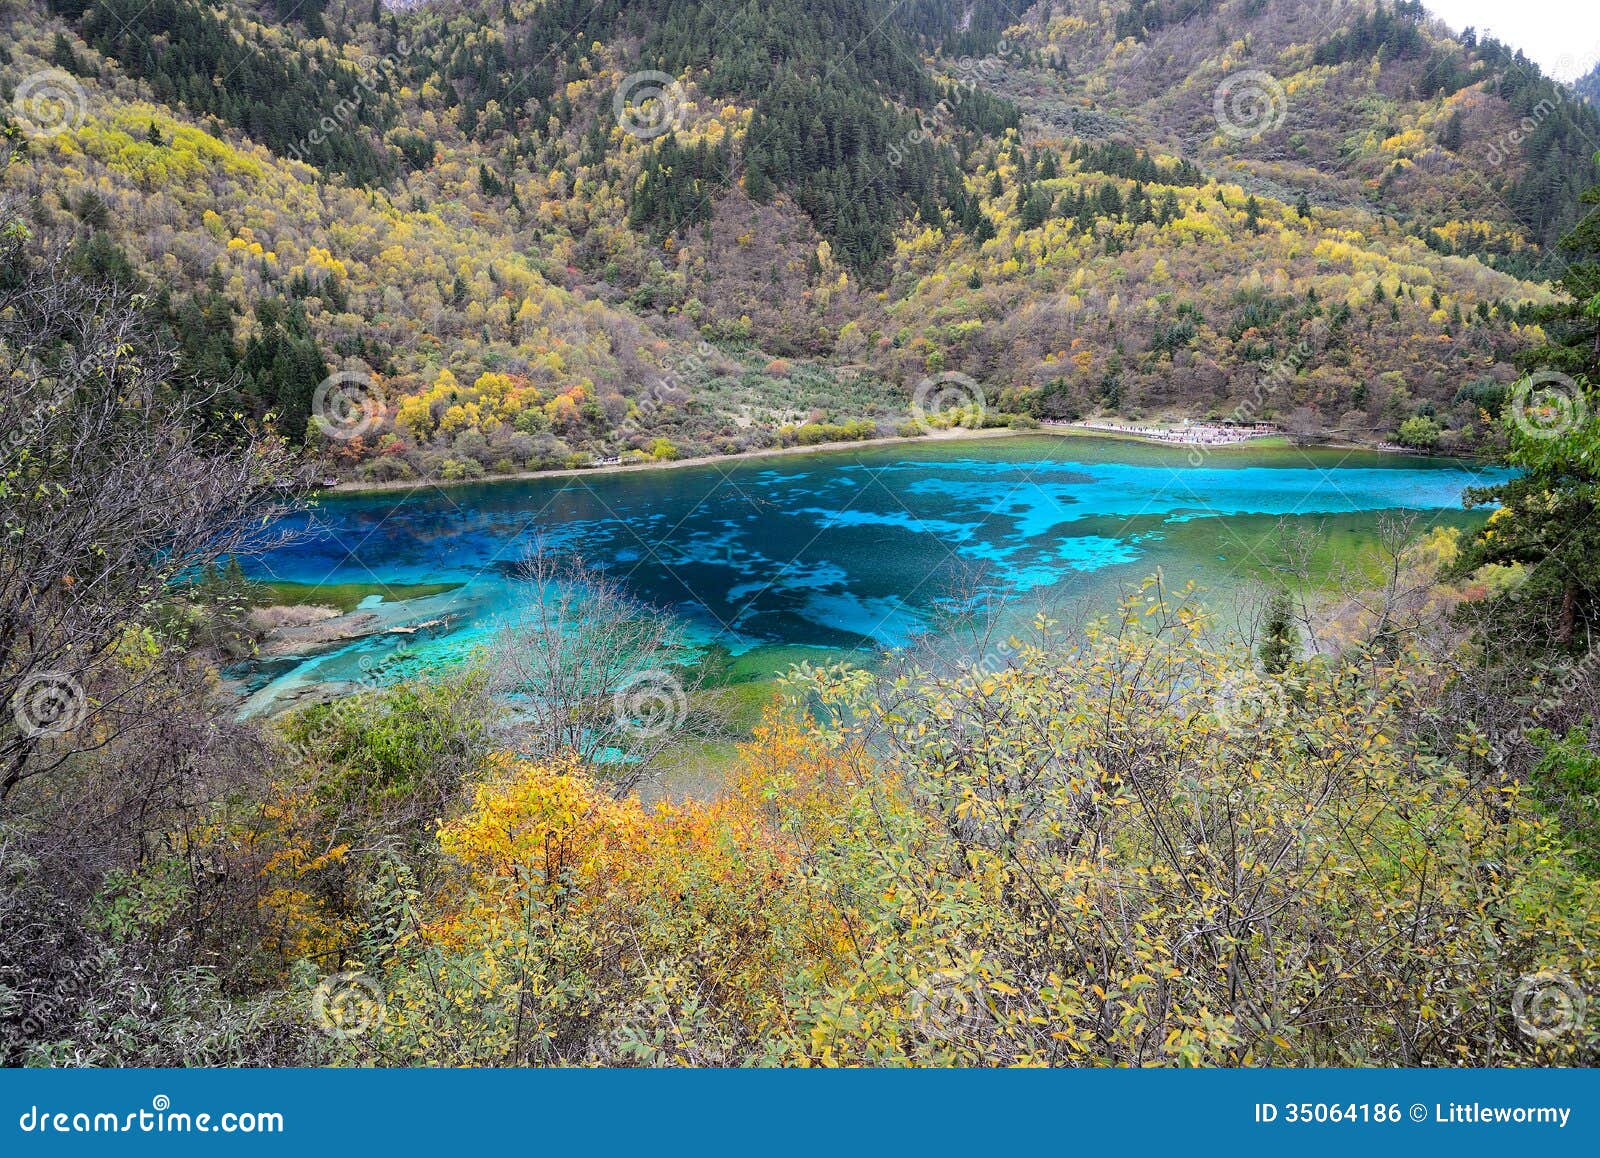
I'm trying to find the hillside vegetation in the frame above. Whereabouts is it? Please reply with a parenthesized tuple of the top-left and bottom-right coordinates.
(4, 0, 1600, 1070)
(2, 0, 1597, 478)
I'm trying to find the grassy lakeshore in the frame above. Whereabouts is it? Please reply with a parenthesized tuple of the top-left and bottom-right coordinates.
(255, 579, 464, 613)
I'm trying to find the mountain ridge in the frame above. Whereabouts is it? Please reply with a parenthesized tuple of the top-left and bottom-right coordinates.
(1, 0, 1593, 479)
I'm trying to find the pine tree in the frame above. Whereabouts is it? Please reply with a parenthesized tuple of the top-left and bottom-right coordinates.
(1456, 178, 1600, 648)
(1259, 590, 1299, 674)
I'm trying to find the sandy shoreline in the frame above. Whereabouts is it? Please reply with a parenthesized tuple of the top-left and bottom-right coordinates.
(320, 426, 1027, 496)
(1040, 422, 1465, 460)
(316, 419, 1458, 499)
(1039, 421, 1285, 447)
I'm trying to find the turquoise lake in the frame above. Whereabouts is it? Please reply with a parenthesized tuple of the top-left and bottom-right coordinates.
(235, 433, 1514, 711)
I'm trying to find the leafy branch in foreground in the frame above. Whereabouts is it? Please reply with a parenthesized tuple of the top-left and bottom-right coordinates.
(313, 590, 1598, 1068)
(0, 201, 301, 805)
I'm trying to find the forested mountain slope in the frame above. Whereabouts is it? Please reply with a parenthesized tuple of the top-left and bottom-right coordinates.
(1573, 62, 1600, 114)
(995, 1, 1599, 269)
(2, 0, 1596, 478)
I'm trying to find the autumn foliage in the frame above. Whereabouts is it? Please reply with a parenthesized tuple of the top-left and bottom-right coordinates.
(245, 591, 1600, 1068)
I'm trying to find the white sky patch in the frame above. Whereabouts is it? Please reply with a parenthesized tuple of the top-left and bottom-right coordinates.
(1426, 0, 1600, 81)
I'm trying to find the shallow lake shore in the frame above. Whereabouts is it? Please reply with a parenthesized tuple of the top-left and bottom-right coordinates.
(321, 426, 1027, 496)
(318, 419, 1477, 500)
(241, 432, 1510, 708)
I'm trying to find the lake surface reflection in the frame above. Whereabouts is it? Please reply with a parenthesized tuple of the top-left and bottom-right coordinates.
(236, 434, 1511, 710)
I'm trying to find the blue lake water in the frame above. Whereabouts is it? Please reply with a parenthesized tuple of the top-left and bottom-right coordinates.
(236, 434, 1513, 710)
